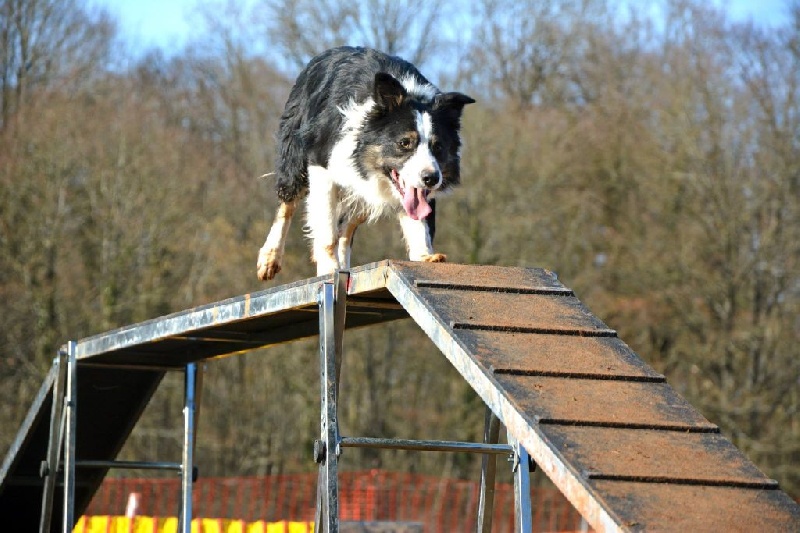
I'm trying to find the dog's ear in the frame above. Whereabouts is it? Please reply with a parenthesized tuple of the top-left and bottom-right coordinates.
(433, 92, 476, 113)
(374, 72, 407, 111)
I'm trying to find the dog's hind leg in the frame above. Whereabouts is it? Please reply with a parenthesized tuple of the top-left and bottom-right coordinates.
(397, 213, 446, 263)
(257, 198, 299, 280)
(337, 215, 367, 269)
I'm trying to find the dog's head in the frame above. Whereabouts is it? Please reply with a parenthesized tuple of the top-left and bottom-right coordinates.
(356, 73, 474, 220)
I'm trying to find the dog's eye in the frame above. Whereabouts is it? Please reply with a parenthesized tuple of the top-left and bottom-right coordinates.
(398, 137, 414, 150)
(430, 141, 443, 156)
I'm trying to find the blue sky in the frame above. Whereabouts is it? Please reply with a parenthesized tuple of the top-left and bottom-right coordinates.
(89, 0, 197, 51)
(90, 0, 794, 54)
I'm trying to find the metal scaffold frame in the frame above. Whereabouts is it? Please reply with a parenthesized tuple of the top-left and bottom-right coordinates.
(38, 353, 201, 533)
(37, 269, 536, 533)
(2, 260, 797, 532)
(312, 272, 534, 533)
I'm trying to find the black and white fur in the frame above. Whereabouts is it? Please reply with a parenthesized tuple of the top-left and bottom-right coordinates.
(257, 46, 474, 280)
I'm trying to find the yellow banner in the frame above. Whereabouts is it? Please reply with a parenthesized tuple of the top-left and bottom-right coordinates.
(73, 516, 314, 533)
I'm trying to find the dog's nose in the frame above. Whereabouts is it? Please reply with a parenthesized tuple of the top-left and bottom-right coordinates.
(421, 171, 439, 188)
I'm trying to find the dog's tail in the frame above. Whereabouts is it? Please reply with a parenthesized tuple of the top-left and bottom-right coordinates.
(275, 102, 309, 202)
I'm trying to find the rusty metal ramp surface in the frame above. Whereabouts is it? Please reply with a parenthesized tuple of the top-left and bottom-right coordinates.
(381, 261, 800, 532)
(2, 261, 798, 532)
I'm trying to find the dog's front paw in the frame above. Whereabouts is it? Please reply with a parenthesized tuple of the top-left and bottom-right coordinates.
(257, 249, 282, 281)
(257, 261, 281, 281)
(421, 253, 447, 263)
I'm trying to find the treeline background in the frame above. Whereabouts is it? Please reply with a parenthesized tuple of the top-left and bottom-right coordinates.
(1, 0, 798, 500)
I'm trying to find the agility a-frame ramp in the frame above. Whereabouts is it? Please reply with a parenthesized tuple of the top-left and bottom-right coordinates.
(1, 261, 798, 532)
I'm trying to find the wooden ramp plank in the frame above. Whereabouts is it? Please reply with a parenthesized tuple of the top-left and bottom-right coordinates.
(590, 481, 800, 532)
(496, 375, 717, 430)
(542, 426, 775, 486)
(457, 331, 664, 381)
(410, 262, 566, 292)
(417, 289, 613, 335)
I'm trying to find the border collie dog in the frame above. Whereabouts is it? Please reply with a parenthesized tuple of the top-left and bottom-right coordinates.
(257, 46, 474, 281)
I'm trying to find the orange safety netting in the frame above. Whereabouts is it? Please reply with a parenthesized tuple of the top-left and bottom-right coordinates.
(82, 471, 584, 532)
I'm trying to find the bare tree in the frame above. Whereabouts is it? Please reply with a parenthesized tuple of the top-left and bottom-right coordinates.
(0, 0, 114, 128)
(257, 0, 445, 71)
(464, 0, 611, 107)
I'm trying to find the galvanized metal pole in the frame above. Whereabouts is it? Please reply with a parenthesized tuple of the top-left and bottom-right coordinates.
(179, 363, 197, 533)
(318, 281, 341, 532)
(339, 436, 510, 454)
(39, 349, 68, 533)
(61, 341, 78, 533)
(508, 433, 533, 533)
(334, 270, 349, 394)
(477, 408, 502, 533)
(314, 469, 324, 532)
(193, 364, 205, 459)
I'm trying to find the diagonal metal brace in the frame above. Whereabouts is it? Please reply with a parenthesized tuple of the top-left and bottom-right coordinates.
(39, 348, 69, 533)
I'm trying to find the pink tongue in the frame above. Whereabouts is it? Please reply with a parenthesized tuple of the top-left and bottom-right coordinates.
(402, 186, 432, 220)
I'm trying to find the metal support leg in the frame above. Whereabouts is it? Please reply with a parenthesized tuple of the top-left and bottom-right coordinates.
(318, 281, 339, 533)
(315, 272, 348, 533)
(62, 341, 78, 533)
(477, 408, 501, 533)
(193, 364, 205, 458)
(333, 271, 348, 395)
(508, 432, 533, 533)
(179, 363, 198, 533)
(39, 348, 69, 533)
